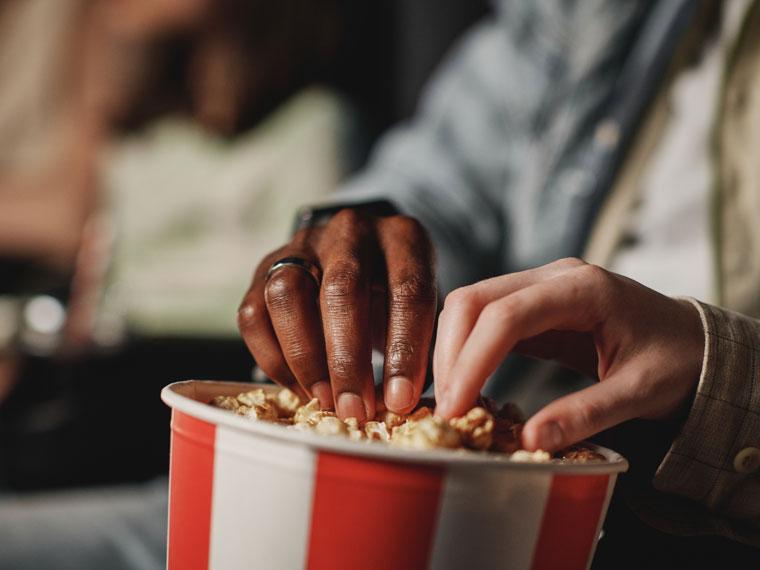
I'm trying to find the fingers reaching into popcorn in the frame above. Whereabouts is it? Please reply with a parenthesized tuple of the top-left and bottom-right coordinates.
(211, 387, 604, 462)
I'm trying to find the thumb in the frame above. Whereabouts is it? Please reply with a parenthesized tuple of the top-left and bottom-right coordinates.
(521, 376, 638, 452)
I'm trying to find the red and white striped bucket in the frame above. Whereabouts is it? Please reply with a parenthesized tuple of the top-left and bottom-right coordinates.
(162, 380, 628, 570)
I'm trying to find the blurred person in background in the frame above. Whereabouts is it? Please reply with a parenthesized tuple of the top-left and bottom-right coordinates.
(0, 0, 487, 568)
(0, 0, 352, 568)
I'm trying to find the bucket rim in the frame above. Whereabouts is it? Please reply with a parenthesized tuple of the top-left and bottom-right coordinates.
(162, 380, 629, 474)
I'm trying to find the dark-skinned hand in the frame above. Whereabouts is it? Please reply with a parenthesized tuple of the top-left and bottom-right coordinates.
(238, 209, 436, 422)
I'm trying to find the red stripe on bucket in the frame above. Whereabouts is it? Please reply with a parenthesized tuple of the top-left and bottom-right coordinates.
(307, 452, 444, 570)
(167, 410, 216, 570)
(530, 474, 610, 570)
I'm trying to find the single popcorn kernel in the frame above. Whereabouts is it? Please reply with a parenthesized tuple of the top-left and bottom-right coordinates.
(364, 421, 390, 442)
(378, 410, 406, 430)
(273, 388, 301, 418)
(391, 416, 461, 450)
(294, 398, 326, 427)
(510, 449, 551, 462)
(240, 403, 279, 422)
(237, 389, 267, 408)
(450, 407, 494, 450)
(344, 417, 365, 442)
(212, 395, 240, 412)
(408, 407, 433, 422)
(314, 416, 348, 437)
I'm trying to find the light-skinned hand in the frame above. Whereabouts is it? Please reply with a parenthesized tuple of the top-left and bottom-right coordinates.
(434, 257, 704, 452)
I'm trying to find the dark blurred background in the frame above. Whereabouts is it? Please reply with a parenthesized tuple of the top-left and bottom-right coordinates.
(0, 0, 488, 492)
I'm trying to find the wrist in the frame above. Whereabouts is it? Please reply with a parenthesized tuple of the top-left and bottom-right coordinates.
(292, 199, 399, 235)
(673, 296, 707, 416)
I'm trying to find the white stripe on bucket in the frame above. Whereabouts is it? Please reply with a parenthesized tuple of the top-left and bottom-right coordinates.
(429, 467, 552, 569)
(209, 425, 316, 570)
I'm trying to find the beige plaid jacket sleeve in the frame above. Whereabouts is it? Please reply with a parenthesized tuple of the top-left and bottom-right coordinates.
(651, 299, 760, 544)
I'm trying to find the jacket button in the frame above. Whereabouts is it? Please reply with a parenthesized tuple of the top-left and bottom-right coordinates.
(733, 447, 760, 473)
(594, 119, 620, 150)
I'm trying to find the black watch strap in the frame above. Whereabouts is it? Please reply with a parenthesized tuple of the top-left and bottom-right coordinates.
(292, 199, 399, 234)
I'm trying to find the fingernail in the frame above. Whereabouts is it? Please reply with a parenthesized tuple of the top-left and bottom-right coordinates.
(386, 376, 415, 412)
(537, 422, 564, 450)
(337, 392, 367, 422)
(311, 382, 333, 409)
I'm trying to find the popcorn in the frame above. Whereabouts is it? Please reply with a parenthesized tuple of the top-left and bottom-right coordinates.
(236, 389, 268, 407)
(273, 388, 301, 418)
(212, 395, 241, 412)
(557, 444, 606, 462)
(364, 421, 390, 442)
(377, 410, 406, 431)
(390, 416, 461, 450)
(344, 417, 365, 442)
(294, 398, 329, 427)
(510, 450, 551, 463)
(450, 407, 494, 450)
(239, 403, 278, 422)
(408, 406, 433, 422)
(315, 416, 348, 437)
(209, 387, 603, 464)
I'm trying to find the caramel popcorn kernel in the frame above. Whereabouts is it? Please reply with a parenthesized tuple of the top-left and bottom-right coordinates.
(510, 449, 551, 462)
(273, 388, 301, 418)
(294, 398, 326, 427)
(364, 421, 390, 442)
(237, 389, 268, 408)
(557, 445, 605, 462)
(391, 416, 461, 450)
(450, 407, 494, 450)
(408, 406, 433, 422)
(314, 416, 349, 437)
(344, 417, 365, 442)
(378, 410, 406, 430)
(212, 395, 240, 412)
(240, 403, 279, 422)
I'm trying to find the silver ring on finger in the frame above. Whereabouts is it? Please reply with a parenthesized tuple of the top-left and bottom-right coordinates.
(266, 256, 321, 287)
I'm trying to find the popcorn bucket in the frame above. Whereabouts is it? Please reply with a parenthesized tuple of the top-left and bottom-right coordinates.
(161, 380, 628, 570)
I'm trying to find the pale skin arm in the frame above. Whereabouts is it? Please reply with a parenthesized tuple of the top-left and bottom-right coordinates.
(434, 257, 705, 452)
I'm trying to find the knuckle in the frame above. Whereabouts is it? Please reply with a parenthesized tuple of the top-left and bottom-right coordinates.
(386, 214, 425, 237)
(329, 208, 362, 232)
(481, 299, 513, 324)
(391, 272, 436, 306)
(286, 348, 318, 375)
(443, 286, 477, 313)
(237, 300, 263, 330)
(323, 258, 364, 300)
(576, 263, 609, 285)
(386, 339, 415, 369)
(329, 352, 358, 377)
(554, 257, 586, 270)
